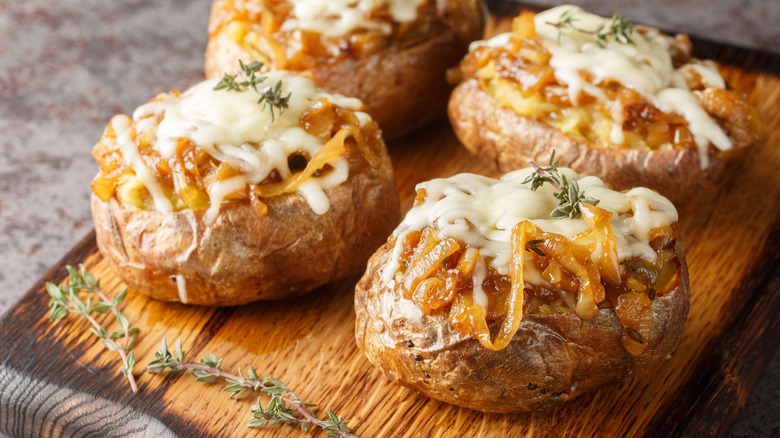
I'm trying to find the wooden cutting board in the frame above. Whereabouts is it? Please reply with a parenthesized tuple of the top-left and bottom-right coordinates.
(1, 11, 780, 438)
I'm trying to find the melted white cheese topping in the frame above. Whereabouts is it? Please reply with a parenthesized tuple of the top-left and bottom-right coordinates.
(111, 116, 173, 212)
(281, 0, 425, 37)
(478, 6, 733, 168)
(175, 274, 188, 304)
(384, 168, 677, 281)
(115, 71, 369, 223)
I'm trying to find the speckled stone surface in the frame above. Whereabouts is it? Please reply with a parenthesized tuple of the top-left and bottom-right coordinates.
(0, 1, 777, 437)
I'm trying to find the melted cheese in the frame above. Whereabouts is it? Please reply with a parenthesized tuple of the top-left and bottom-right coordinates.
(281, 0, 425, 37)
(477, 6, 731, 167)
(655, 88, 732, 167)
(175, 274, 188, 304)
(113, 71, 368, 223)
(469, 32, 511, 51)
(383, 168, 678, 282)
(111, 116, 173, 212)
(204, 175, 248, 224)
(681, 61, 726, 89)
(469, 249, 488, 307)
(534, 6, 675, 97)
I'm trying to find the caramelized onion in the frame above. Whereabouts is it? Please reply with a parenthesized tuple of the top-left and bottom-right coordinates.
(213, 0, 482, 70)
(401, 229, 459, 298)
(412, 275, 457, 314)
(458, 9, 756, 152)
(616, 292, 654, 356)
(92, 96, 379, 216)
(698, 88, 762, 149)
(535, 232, 603, 320)
(253, 127, 349, 198)
(399, 204, 676, 354)
(577, 203, 621, 286)
(654, 260, 681, 296)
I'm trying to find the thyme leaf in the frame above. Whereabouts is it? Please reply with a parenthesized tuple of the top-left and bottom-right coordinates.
(146, 339, 358, 437)
(547, 9, 635, 47)
(46, 266, 358, 435)
(258, 80, 291, 122)
(597, 13, 635, 46)
(522, 150, 599, 219)
(46, 264, 138, 392)
(213, 60, 290, 121)
(548, 8, 578, 44)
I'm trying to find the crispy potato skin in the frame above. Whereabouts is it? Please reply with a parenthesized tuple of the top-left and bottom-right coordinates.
(448, 78, 737, 205)
(92, 148, 400, 306)
(205, 8, 485, 139)
(355, 238, 690, 412)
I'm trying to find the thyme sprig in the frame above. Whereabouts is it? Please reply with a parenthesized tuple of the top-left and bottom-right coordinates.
(522, 150, 599, 219)
(46, 264, 138, 392)
(46, 268, 356, 434)
(548, 9, 634, 47)
(213, 60, 291, 121)
(258, 81, 292, 122)
(147, 339, 358, 438)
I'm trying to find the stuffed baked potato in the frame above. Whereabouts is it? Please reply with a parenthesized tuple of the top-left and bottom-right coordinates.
(90, 67, 400, 306)
(448, 6, 761, 204)
(205, 0, 486, 138)
(355, 164, 689, 412)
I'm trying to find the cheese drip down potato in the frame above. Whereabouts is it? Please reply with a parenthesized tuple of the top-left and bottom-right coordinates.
(355, 168, 690, 412)
(205, 0, 486, 138)
(90, 70, 400, 306)
(448, 5, 761, 205)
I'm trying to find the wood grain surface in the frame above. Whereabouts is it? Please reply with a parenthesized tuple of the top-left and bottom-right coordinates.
(2, 11, 780, 438)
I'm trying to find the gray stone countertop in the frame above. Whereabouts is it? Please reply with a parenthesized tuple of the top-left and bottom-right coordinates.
(0, 1, 777, 436)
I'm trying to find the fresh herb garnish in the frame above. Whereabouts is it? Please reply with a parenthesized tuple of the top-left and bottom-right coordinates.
(548, 8, 578, 44)
(547, 9, 634, 47)
(214, 60, 266, 92)
(522, 150, 599, 219)
(46, 264, 139, 392)
(147, 339, 357, 437)
(597, 13, 635, 46)
(46, 267, 358, 436)
(258, 80, 291, 122)
(213, 60, 291, 121)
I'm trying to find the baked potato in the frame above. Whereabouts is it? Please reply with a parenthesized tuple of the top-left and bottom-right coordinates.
(205, 0, 486, 139)
(448, 6, 761, 205)
(355, 164, 690, 412)
(90, 67, 400, 306)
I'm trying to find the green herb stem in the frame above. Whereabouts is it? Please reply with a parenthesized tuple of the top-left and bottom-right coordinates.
(146, 339, 357, 437)
(46, 265, 138, 392)
(68, 301, 138, 392)
(176, 363, 348, 437)
(47, 267, 355, 435)
(547, 9, 634, 47)
(522, 150, 599, 219)
(214, 60, 291, 121)
(528, 160, 561, 191)
(93, 286, 135, 357)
